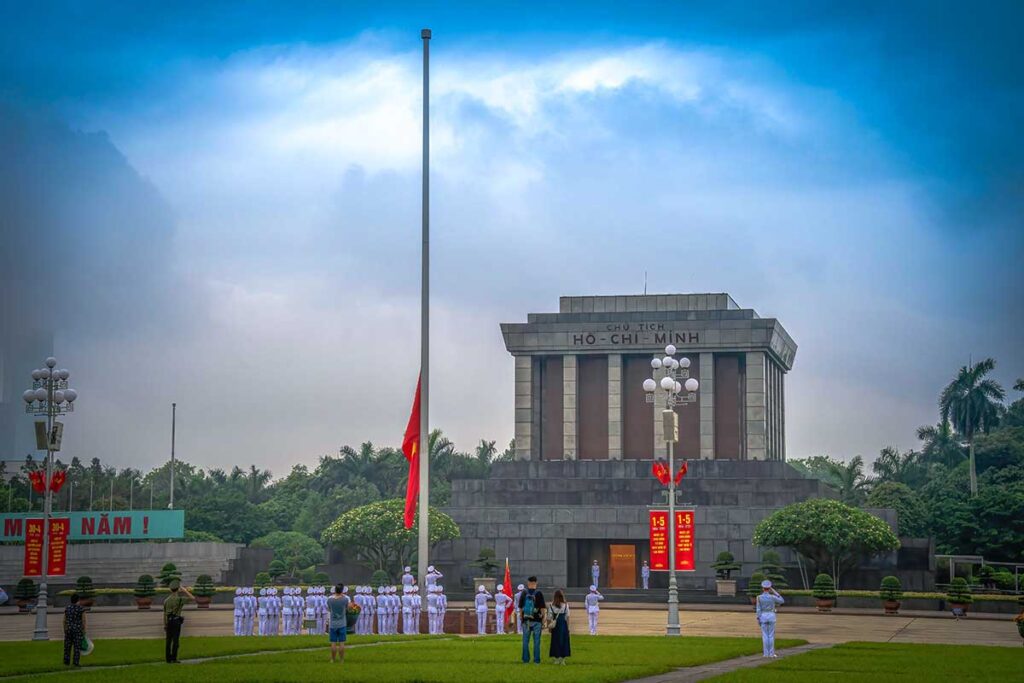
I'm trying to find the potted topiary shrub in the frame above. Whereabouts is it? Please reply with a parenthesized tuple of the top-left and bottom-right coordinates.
(370, 569, 390, 587)
(947, 577, 973, 614)
(879, 575, 903, 615)
(758, 551, 788, 589)
(977, 565, 996, 591)
(711, 552, 742, 596)
(193, 575, 216, 608)
(268, 560, 287, 583)
(134, 574, 157, 609)
(159, 562, 181, 587)
(254, 572, 272, 589)
(313, 572, 330, 585)
(14, 579, 38, 613)
(746, 571, 765, 606)
(812, 573, 837, 612)
(75, 576, 96, 608)
(471, 548, 500, 594)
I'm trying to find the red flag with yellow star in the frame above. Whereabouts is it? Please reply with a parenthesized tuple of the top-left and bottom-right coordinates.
(401, 376, 422, 530)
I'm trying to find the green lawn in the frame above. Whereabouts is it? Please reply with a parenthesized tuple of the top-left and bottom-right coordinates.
(708, 641, 1024, 682)
(7, 634, 805, 682)
(0, 634, 420, 677)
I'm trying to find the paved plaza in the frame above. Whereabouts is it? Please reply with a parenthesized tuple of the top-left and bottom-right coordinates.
(1, 604, 1018, 647)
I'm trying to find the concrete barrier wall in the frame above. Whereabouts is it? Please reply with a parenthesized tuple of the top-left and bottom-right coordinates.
(0, 542, 245, 586)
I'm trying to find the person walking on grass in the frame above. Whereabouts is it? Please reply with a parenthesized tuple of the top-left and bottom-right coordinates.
(755, 579, 785, 658)
(62, 593, 88, 667)
(518, 576, 546, 664)
(327, 583, 350, 664)
(547, 589, 571, 665)
(163, 579, 195, 663)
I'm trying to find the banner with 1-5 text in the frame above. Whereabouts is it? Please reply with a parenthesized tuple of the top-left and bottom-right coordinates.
(648, 509, 696, 572)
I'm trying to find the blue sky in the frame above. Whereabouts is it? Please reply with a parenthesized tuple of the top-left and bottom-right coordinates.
(1, 2, 1021, 472)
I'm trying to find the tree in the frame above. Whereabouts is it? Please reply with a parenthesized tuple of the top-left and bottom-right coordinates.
(752, 499, 900, 586)
(320, 499, 460, 577)
(710, 551, 741, 580)
(872, 447, 925, 489)
(251, 531, 325, 575)
(940, 358, 1006, 496)
(826, 456, 869, 505)
(788, 456, 844, 489)
(758, 551, 788, 589)
(916, 420, 964, 470)
(866, 481, 929, 537)
(267, 560, 287, 581)
(158, 563, 181, 587)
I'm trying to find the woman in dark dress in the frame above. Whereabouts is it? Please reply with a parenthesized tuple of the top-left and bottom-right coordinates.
(63, 593, 87, 667)
(547, 589, 571, 664)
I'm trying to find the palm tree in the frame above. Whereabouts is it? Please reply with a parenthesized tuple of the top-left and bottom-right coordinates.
(475, 439, 497, 464)
(826, 456, 869, 505)
(872, 447, 923, 488)
(939, 358, 1005, 497)
(916, 420, 964, 469)
(245, 465, 272, 503)
(1015, 378, 1024, 392)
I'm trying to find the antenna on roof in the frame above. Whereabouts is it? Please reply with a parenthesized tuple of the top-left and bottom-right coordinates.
(644, 271, 648, 295)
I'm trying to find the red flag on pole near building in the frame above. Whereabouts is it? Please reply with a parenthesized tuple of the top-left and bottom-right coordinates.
(502, 557, 513, 627)
(401, 376, 422, 530)
(674, 461, 688, 485)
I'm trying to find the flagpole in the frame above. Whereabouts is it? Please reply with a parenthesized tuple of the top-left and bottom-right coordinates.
(418, 26, 431, 612)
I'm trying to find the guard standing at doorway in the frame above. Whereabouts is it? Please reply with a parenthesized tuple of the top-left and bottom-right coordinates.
(591, 560, 600, 588)
(641, 561, 651, 590)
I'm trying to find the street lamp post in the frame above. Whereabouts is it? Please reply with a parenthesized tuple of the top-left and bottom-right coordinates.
(642, 344, 699, 637)
(21, 356, 78, 641)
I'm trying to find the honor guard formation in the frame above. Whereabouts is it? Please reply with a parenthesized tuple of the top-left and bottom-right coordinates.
(229, 572, 448, 636)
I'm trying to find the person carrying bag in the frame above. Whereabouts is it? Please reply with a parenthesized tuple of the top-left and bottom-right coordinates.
(547, 589, 571, 665)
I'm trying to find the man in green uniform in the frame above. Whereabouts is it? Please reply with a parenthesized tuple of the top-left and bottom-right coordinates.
(163, 579, 195, 663)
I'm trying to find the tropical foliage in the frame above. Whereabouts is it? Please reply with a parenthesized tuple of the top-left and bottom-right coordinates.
(250, 531, 324, 576)
(319, 499, 460, 576)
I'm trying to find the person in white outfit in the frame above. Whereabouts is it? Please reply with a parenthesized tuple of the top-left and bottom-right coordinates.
(514, 584, 526, 634)
(233, 588, 245, 636)
(585, 585, 604, 635)
(494, 588, 512, 635)
(411, 585, 422, 633)
(425, 565, 443, 589)
(641, 561, 651, 590)
(591, 560, 600, 589)
(437, 584, 447, 634)
(257, 588, 269, 636)
(426, 585, 439, 634)
(475, 585, 492, 635)
(247, 587, 258, 635)
(402, 567, 415, 588)
(283, 587, 296, 636)
(399, 586, 413, 634)
(756, 579, 785, 657)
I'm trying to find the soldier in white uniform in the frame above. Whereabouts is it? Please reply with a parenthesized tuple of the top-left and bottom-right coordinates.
(401, 586, 416, 634)
(474, 585, 492, 635)
(514, 584, 526, 634)
(591, 560, 601, 589)
(585, 585, 604, 635)
(245, 587, 257, 635)
(233, 588, 245, 635)
(282, 587, 295, 635)
(271, 588, 282, 635)
(426, 585, 440, 634)
(315, 587, 328, 635)
(257, 588, 269, 636)
(755, 580, 785, 657)
(436, 584, 447, 634)
(402, 566, 415, 588)
(641, 561, 651, 590)
(494, 587, 512, 635)
(425, 565, 443, 589)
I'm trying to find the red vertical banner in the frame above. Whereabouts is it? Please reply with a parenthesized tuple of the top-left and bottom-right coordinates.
(648, 510, 669, 570)
(47, 518, 70, 576)
(23, 518, 44, 577)
(674, 509, 695, 572)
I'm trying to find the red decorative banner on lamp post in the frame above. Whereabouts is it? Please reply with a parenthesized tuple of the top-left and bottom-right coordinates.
(674, 509, 696, 572)
(648, 510, 669, 570)
(23, 518, 44, 577)
(47, 518, 70, 576)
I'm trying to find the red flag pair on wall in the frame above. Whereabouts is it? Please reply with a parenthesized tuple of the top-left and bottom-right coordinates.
(651, 459, 688, 486)
(27, 469, 68, 494)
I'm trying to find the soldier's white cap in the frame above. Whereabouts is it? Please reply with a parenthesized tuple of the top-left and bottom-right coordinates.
(590, 585, 597, 592)
(761, 580, 773, 589)
(235, 588, 241, 595)
(517, 583, 525, 591)
(405, 566, 411, 572)
(478, 585, 486, 592)
(259, 588, 266, 596)
(427, 565, 435, 572)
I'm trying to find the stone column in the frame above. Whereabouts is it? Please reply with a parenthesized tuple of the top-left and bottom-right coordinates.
(745, 352, 767, 461)
(514, 356, 533, 460)
(563, 355, 577, 460)
(608, 354, 623, 460)
(699, 352, 715, 460)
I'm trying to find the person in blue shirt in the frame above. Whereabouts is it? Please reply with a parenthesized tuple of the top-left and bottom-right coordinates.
(755, 579, 785, 657)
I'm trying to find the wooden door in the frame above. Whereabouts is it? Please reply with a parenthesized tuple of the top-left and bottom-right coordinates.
(609, 544, 637, 588)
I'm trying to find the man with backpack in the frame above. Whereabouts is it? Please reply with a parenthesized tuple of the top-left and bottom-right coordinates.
(518, 576, 546, 664)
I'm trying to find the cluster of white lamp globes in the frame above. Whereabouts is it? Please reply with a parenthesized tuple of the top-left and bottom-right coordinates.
(642, 344, 699, 404)
(22, 357, 78, 415)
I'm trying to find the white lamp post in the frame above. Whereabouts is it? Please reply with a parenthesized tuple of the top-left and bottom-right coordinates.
(22, 357, 78, 641)
(642, 344, 698, 637)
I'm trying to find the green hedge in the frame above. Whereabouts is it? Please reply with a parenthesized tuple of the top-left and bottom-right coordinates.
(779, 589, 1020, 602)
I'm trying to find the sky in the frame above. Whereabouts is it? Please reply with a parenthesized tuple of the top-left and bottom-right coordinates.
(1, 1, 1021, 476)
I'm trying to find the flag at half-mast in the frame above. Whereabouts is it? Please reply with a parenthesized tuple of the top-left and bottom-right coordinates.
(401, 375, 422, 530)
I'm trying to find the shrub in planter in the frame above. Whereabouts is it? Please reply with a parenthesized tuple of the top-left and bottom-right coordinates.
(134, 574, 157, 609)
(75, 576, 96, 607)
(14, 579, 38, 612)
(711, 551, 741, 596)
(193, 575, 216, 608)
(812, 573, 837, 612)
(370, 569, 390, 587)
(993, 569, 1016, 592)
(299, 566, 315, 584)
(947, 577, 973, 612)
(254, 572, 272, 588)
(879, 576, 903, 614)
(159, 563, 181, 587)
(758, 550, 788, 589)
(268, 560, 287, 582)
(313, 572, 330, 585)
(746, 571, 765, 605)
